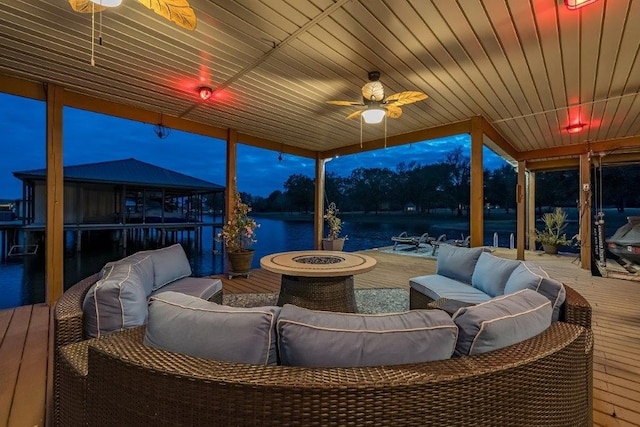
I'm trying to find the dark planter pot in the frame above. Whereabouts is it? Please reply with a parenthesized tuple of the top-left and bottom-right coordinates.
(227, 249, 255, 275)
(542, 243, 559, 255)
(322, 238, 345, 251)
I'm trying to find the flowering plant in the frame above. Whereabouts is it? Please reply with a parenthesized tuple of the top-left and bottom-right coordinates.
(324, 202, 343, 240)
(217, 187, 259, 253)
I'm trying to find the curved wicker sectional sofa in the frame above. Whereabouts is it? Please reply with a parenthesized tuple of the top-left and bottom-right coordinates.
(54, 273, 593, 426)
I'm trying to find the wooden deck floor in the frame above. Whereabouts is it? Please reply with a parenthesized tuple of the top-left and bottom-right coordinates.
(1, 249, 639, 426)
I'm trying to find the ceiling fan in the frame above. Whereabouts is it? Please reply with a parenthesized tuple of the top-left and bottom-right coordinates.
(327, 71, 428, 124)
(68, 0, 197, 31)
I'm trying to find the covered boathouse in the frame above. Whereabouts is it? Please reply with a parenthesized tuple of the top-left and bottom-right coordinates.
(3, 158, 224, 257)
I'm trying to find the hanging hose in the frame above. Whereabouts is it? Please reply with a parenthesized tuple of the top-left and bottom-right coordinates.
(594, 156, 606, 266)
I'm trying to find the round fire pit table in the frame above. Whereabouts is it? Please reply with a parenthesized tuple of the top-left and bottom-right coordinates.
(260, 251, 377, 312)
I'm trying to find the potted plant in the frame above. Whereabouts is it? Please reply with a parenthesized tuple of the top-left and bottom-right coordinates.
(322, 202, 347, 251)
(535, 207, 572, 255)
(217, 185, 259, 276)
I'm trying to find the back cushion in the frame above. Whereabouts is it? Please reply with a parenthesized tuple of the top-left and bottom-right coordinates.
(436, 245, 485, 284)
(144, 291, 280, 365)
(277, 304, 458, 367)
(452, 289, 552, 356)
(100, 251, 155, 296)
(148, 244, 192, 290)
(471, 253, 521, 297)
(504, 262, 566, 321)
(83, 256, 153, 338)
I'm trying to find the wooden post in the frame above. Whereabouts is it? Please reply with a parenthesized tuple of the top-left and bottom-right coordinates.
(225, 129, 238, 255)
(528, 171, 537, 251)
(45, 83, 64, 306)
(516, 161, 526, 260)
(470, 117, 484, 247)
(314, 155, 326, 250)
(579, 153, 592, 270)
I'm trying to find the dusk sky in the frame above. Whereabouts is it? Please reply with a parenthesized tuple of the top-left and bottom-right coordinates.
(0, 93, 506, 200)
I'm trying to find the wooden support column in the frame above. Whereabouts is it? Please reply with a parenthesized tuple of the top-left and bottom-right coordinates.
(225, 128, 238, 233)
(516, 161, 526, 260)
(314, 155, 326, 250)
(579, 154, 592, 270)
(469, 117, 484, 247)
(45, 83, 64, 306)
(528, 171, 537, 251)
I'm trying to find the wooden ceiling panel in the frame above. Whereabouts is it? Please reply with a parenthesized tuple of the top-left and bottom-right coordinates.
(0, 0, 639, 159)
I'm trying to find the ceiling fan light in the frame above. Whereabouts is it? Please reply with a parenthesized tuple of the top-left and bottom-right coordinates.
(564, 0, 599, 10)
(90, 0, 123, 7)
(362, 108, 386, 124)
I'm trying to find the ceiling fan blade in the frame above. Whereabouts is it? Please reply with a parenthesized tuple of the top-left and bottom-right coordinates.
(136, 0, 197, 30)
(69, 0, 107, 13)
(385, 91, 428, 106)
(327, 100, 364, 106)
(345, 110, 364, 120)
(385, 104, 403, 119)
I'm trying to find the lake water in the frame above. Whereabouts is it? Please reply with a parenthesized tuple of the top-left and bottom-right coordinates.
(0, 212, 599, 309)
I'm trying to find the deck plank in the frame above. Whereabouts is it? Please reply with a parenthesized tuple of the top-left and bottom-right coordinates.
(8, 304, 49, 426)
(0, 306, 32, 426)
(2, 248, 640, 425)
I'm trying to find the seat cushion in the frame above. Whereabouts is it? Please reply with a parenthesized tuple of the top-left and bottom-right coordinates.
(277, 304, 458, 367)
(144, 291, 280, 365)
(152, 277, 222, 301)
(471, 253, 521, 297)
(452, 289, 552, 356)
(147, 244, 192, 290)
(436, 245, 485, 284)
(410, 274, 492, 304)
(83, 257, 152, 338)
(504, 262, 566, 321)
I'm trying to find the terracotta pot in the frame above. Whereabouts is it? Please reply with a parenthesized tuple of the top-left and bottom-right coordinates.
(542, 243, 559, 255)
(322, 238, 345, 251)
(227, 249, 255, 274)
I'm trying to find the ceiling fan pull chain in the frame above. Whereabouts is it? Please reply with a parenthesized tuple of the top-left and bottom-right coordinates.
(360, 115, 363, 148)
(99, 7, 104, 46)
(384, 115, 387, 148)
(90, 2, 95, 66)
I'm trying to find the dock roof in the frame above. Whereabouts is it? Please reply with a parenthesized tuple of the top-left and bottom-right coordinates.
(13, 158, 224, 193)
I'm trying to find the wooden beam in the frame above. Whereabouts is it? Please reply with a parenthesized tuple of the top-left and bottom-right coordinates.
(480, 116, 519, 160)
(470, 117, 483, 247)
(45, 83, 64, 305)
(526, 158, 579, 171)
(321, 120, 472, 158)
(579, 154, 592, 270)
(516, 161, 526, 260)
(0, 74, 46, 100)
(314, 156, 326, 250)
(237, 133, 316, 159)
(517, 135, 640, 162)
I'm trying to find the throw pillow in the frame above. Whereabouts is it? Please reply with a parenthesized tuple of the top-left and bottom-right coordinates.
(503, 262, 566, 321)
(452, 289, 552, 356)
(471, 252, 521, 297)
(144, 291, 280, 365)
(100, 251, 155, 296)
(277, 304, 458, 367)
(83, 256, 153, 338)
(148, 243, 192, 290)
(436, 245, 485, 284)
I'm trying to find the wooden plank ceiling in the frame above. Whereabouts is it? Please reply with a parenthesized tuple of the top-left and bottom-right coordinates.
(0, 0, 639, 161)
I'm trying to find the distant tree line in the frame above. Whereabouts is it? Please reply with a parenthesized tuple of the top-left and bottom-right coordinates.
(206, 147, 640, 215)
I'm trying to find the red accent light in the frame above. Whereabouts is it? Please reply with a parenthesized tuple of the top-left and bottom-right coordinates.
(565, 123, 586, 134)
(198, 86, 213, 101)
(564, 0, 599, 10)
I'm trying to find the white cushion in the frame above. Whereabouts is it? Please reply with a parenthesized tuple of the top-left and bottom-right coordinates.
(148, 244, 192, 290)
(471, 253, 521, 297)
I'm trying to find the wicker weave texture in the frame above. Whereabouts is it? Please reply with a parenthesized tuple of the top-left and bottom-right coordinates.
(86, 324, 592, 426)
(277, 274, 357, 312)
